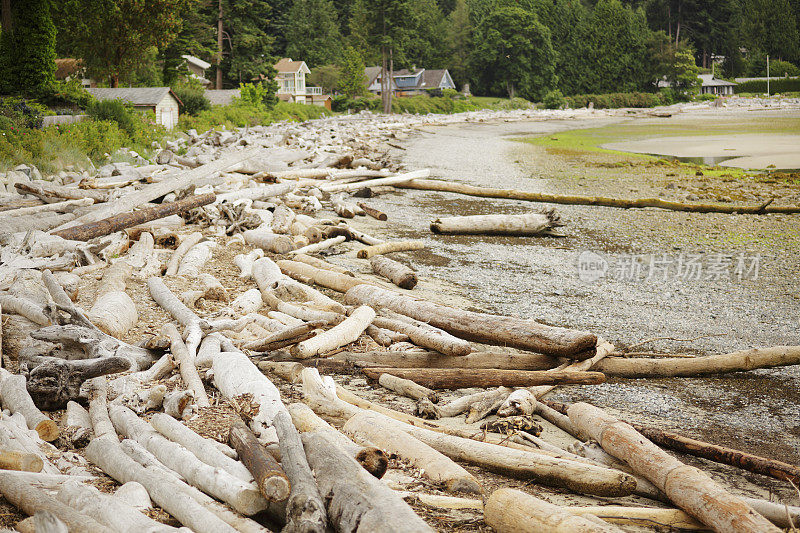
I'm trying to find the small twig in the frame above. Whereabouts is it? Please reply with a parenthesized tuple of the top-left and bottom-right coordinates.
(610, 351, 697, 359)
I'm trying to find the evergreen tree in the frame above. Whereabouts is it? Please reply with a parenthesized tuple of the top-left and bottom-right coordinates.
(222, 0, 278, 89)
(740, 0, 799, 62)
(161, 0, 216, 85)
(446, 0, 472, 88)
(338, 45, 366, 98)
(579, 0, 651, 93)
(285, 0, 342, 67)
(404, 0, 449, 69)
(470, 5, 557, 100)
(0, 0, 57, 95)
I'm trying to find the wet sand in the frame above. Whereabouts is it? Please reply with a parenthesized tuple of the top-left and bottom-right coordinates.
(604, 133, 800, 170)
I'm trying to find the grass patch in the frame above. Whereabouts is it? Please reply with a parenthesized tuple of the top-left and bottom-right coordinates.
(178, 101, 330, 134)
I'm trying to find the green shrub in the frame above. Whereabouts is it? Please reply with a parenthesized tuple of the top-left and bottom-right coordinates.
(332, 95, 380, 112)
(178, 101, 329, 133)
(542, 89, 566, 109)
(37, 79, 94, 110)
(237, 82, 277, 109)
(172, 85, 211, 116)
(0, 97, 49, 129)
(86, 98, 164, 147)
(427, 88, 444, 98)
(694, 93, 719, 101)
(735, 78, 800, 95)
(442, 88, 460, 99)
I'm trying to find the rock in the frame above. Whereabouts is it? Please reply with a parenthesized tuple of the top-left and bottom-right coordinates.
(5, 170, 30, 188)
(719, 196, 733, 203)
(97, 163, 116, 177)
(685, 193, 700, 201)
(156, 149, 174, 165)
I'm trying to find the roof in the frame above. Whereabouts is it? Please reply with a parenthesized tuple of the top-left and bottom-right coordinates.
(182, 54, 211, 70)
(55, 58, 83, 80)
(422, 69, 450, 88)
(699, 74, 737, 87)
(204, 89, 240, 106)
(86, 87, 183, 107)
(275, 58, 310, 74)
(393, 68, 424, 78)
(364, 66, 382, 84)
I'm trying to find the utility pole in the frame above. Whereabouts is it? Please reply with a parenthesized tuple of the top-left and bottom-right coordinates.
(216, 0, 223, 90)
(766, 55, 770, 96)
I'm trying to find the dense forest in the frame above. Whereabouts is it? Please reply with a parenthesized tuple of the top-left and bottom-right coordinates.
(2, 0, 800, 101)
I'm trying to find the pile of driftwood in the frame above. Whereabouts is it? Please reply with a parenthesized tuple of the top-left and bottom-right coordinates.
(1, 112, 799, 533)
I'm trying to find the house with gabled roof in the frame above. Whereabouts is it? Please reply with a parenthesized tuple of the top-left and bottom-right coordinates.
(86, 87, 183, 129)
(364, 67, 456, 96)
(274, 58, 323, 104)
(181, 54, 212, 87)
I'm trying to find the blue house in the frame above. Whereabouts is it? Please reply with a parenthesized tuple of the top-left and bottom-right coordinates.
(365, 67, 456, 96)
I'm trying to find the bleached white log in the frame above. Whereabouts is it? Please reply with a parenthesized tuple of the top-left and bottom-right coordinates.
(296, 305, 375, 358)
(319, 169, 430, 193)
(149, 413, 252, 482)
(85, 438, 241, 533)
(343, 411, 481, 493)
(214, 182, 294, 204)
(109, 404, 267, 516)
(87, 262, 137, 338)
(0, 294, 49, 325)
(163, 323, 209, 408)
(87, 377, 117, 442)
(252, 257, 345, 313)
(431, 212, 560, 236)
(0, 369, 59, 441)
(234, 249, 264, 279)
(243, 228, 296, 254)
(177, 241, 215, 277)
(56, 480, 180, 533)
(163, 390, 195, 419)
(288, 235, 346, 256)
(230, 288, 263, 315)
(165, 232, 203, 276)
(113, 482, 152, 512)
(197, 273, 227, 301)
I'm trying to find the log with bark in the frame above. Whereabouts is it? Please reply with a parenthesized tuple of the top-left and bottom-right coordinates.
(228, 418, 291, 502)
(345, 284, 596, 357)
(431, 211, 562, 236)
(15, 181, 109, 203)
(484, 488, 623, 533)
(52, 193, 215, 241)
(360, 368, 605, 389)
(396, 178, 800, 214)
(327, 349, 561, 370)
(357, 202, 387, 221)
(567, 402, 780, 533)
(243, 321, 326, 352)
(301, 430, 434, 532)
(370, 255, 417, 289)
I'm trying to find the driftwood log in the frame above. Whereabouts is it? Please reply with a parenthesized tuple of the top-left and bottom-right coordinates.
(286, 402, 388, 479)
(345, 284, 596, 357)
(356, 240, 425, 259)
(327, 350, 560, 370)
(596, 345, 800, 377)
(52, 193, 215, 241)
(301, 430, 434, 532)
(485, 488, 623, 533)
(431, 211, 561, 236)
(228, 419, 291, 502)
(396, 178, 800, 214)
(568, 402, 780, 533)
(0, 370, 59, 441)
(25, 356, 131, 410)
(342, 411, 481, 494)
(361, 368, 605, 389)
(369, 255, 417, 289)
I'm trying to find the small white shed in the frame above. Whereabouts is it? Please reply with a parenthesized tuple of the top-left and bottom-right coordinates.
(86, 87, 183, 129)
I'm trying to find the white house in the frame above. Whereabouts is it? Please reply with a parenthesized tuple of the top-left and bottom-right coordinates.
(86, 87, 183, 129)
(274, 58, 322, 104)
(181, 54, 212, 87)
